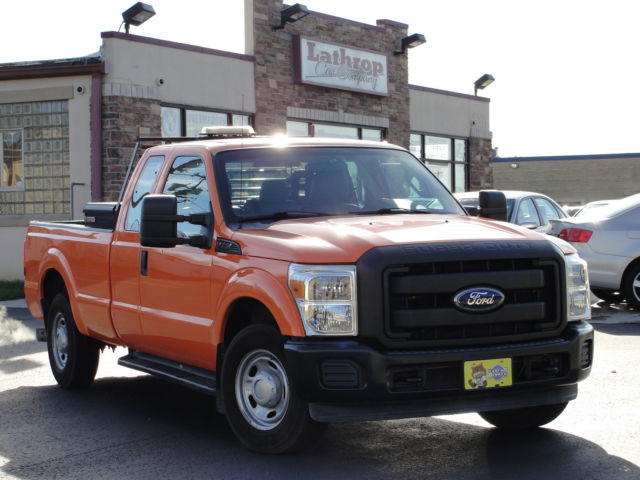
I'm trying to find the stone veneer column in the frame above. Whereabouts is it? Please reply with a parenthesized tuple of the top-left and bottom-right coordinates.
(251, 0, 411, 148)
(469, 136, 493, 190)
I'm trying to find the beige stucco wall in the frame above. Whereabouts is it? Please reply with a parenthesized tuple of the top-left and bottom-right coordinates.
(493, 156, 640, 205)
(0, 75, 93, 280)
(101, 36, 255, 112)
(409, 87, 491, 140)
(0, 227, 26, 280)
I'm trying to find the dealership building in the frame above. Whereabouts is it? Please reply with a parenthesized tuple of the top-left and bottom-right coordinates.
(0, 0, 493, 280)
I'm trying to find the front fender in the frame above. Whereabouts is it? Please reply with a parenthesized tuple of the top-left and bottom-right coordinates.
(213, 266, 305, 340)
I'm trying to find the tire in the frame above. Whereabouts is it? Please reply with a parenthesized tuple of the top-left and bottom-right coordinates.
(46, 293, 101, 389)
(221, 324, 326, 454)
(591, 288, 625, 304)
(622, 263, 640, 310)
(479, 402, 568, 429)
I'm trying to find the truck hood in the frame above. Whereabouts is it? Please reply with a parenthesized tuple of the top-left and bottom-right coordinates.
(231, 214, 568, 263)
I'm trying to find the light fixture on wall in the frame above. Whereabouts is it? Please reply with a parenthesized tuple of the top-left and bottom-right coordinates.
(394, 34, 426, 55)
(122, 2, 156, 34)
(511, 163, 519, 169)
(272, 3, 310, 30)
(474, 74, 495, 96)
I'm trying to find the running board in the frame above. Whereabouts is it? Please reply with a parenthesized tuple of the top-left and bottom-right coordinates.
(118, 351, 217, 395)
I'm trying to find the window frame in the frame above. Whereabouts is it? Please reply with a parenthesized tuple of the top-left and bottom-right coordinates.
(409, 132, 468, 193)
(161, 103, 253, 137)
(286, 120, 386, 141)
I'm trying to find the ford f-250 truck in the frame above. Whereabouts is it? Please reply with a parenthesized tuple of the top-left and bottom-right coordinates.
(24, 127, 593, 454)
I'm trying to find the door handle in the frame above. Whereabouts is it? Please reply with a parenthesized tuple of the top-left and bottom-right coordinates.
(140, 250, 148, 276)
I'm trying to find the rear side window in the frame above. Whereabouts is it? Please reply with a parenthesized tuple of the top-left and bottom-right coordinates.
(516, 198, 540, 226)
(125, 155, 165, 232)
(534, 197, 562, 225)
(162, 155, 211, 239)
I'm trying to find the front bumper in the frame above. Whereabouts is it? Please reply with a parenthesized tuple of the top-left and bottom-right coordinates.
(284, 321, 593, 422)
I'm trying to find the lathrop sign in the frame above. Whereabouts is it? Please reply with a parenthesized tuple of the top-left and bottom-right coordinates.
(293, 36, 389, 96)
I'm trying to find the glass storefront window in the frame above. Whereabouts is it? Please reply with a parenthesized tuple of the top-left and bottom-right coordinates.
(232, 114, 251, 127)
(286, 121, 310, 136)
(361, 128, 382, 141)
(161, 107, 181, 137)
(313, 124, 359, 139)
(186, 110, 227, 137)
(412, 133, 468, 193)
(0, 130, 23, 190)
(425, 136, 451, 161)
(410, 133, 422, 158)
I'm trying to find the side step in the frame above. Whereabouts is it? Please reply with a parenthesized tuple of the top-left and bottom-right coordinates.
(118, 351, 217, 396)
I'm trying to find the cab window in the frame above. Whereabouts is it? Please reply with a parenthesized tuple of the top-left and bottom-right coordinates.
(516, 198, 540, 227)
(125, 155, 165, 232)
(162, 155, 211, 238)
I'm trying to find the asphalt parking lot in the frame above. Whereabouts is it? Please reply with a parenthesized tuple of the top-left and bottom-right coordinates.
(1, 298, 639, 480)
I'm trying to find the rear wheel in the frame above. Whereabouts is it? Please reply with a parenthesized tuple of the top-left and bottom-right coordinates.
(221, 324, 326, 454)
(46, 293, 100, 388)
(622, 263, 640, 310)
(479, 402, 568, 429)
(591, 288, 625, 304)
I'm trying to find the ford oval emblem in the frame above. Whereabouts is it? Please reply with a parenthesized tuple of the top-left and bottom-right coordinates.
(453, 286, 506, 313)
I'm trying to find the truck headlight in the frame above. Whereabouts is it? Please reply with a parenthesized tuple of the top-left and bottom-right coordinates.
(565, 253, 591, 322)
(288, 264, 357, 336)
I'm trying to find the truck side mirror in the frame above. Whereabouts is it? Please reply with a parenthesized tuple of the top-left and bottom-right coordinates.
(478, 190, 508, 222)
(140, 194, 180, 248)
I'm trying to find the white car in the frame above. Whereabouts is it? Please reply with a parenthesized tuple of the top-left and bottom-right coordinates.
(455, 190, 567, 233)
(547, 193, 640, 308)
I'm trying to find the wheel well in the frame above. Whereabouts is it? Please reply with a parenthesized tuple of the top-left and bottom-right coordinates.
(223, 298, 279, 346)
(41, 269, 67, 318)
(622, 257, 640, 287)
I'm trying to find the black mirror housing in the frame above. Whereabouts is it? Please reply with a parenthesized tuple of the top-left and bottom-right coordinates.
(140, 194, 179, 248)
(478, 190, 508, 222)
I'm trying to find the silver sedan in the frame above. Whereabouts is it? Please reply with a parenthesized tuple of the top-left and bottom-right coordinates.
(547, 193, 640, 309)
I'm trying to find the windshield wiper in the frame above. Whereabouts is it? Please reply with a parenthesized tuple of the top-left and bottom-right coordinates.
(351, 208, 434, 215)
(238, 211, 331, 223)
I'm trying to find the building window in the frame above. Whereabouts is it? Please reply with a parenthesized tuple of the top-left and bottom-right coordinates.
(286, 121, 384, 141)
(410, 133, 467, 192)
(1, 129, 23, 190)
(161, 105, 252, 137)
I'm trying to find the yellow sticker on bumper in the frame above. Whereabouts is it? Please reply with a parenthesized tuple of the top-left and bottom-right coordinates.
(464, 358, 512, 390)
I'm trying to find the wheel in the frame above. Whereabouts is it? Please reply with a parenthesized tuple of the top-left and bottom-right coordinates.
(591, 288, 625, 304)
(46, 293, 100, 389)
(622, 263, 640, 309)
(221, 324, 326, 454)
(479, 402, 568, 429)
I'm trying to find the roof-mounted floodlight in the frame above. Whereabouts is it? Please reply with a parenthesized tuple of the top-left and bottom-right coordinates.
(474, 73, 495, 95)
(199, 125, 256, 137)
(122, 2, 156, 34)
(272, 3, 309, 30)
(394, 33, 426, 55)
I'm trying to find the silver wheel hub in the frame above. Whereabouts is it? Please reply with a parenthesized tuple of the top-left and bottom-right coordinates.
(632, 273, 640, 301)
(52, 312, 69, 370)
(235, 349, 290, 431)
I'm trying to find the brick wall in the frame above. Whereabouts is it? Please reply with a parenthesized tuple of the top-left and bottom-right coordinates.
(469, 137, 493, 190)
(252, 0, 410, 147)
(101, 95, 160, 201)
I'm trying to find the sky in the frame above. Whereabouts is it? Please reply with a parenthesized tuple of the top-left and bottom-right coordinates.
(2, 0, 639, 158)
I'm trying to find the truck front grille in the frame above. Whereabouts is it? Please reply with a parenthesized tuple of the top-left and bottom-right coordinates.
(383, 257, 562, 347)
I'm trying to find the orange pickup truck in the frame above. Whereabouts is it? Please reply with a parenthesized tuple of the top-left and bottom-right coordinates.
(24, 128, 593, 453)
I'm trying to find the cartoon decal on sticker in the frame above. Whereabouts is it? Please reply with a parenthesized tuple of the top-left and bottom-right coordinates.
(468, 363, 488, 389)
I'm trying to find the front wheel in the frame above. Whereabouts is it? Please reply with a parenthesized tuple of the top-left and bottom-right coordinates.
(479, 402, 568, 429)
(622, 263, 640, 310)
(46, 293, 100, 388)
(221, 325, 326, 454)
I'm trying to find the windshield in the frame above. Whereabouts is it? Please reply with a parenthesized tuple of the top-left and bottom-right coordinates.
(214, 146, 465, 225)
